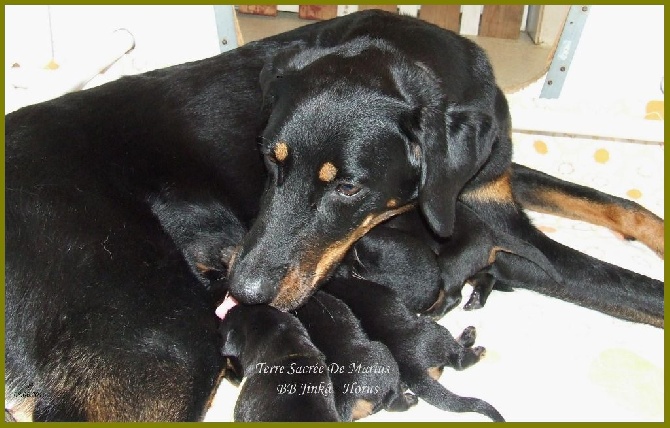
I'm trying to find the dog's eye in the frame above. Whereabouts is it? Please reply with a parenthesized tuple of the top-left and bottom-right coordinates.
(336, 183, 361, 197)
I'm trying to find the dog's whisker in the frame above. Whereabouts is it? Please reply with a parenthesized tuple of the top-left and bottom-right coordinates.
(351, 270, 366, 280)
(352, 246, 366, 268)
(312, 293, 336, 322)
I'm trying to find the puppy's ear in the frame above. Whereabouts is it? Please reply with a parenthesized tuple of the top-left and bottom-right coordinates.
(417, 106, 496, 237)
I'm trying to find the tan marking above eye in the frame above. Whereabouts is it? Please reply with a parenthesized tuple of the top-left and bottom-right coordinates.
(386, 198, 399, 208)
(318, 162, 338, 182)
(274, 142, 289, 162)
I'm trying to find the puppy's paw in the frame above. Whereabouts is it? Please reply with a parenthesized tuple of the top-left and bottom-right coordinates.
(471, 345, 486, 358)
(457, 325, 477, 348)
(404, 392, 419, 407)
(463, 272, 496, 310)
(463, 289, 484, 311)
(450, 345, 486, 370)
(385, 391, 419, 412)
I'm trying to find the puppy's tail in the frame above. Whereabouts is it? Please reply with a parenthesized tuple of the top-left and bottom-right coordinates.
(410, 377, 504, 422)
(510, 163, 664, 258)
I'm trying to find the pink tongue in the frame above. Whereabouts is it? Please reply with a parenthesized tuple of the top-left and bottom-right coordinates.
(215, 294, 239, 320)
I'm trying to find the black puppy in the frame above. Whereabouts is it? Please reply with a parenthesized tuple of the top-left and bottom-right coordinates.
(338, 205, 526, 318)
(324, 278, 504, 422)
(219, 304, 340, 422)
(295, 290, 417, 420)
(338, 223, 445, 316)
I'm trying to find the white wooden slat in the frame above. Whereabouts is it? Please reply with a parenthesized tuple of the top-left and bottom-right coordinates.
(520, 5, 528, 31)
(398, 5, 419, 17)
(337, 5, 359, 16)
(277, 5, 299, 13)
(460, 5, 483, 36)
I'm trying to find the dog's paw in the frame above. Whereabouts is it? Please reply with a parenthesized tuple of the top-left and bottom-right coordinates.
(463, 289, 484, 311)
(449, 345, 487, 370)
(404, 392, 419, 407)
(463, 272, 496, 310)
(457, 326, 477, 348)
(471, 345, 486, 358)
(385, 391, 419, 412)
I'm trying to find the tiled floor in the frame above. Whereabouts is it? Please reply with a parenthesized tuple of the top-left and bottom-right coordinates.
(236, 11, 554, 93)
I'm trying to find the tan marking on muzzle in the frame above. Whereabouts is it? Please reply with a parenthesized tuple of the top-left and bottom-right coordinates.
(274, 142, 289, 162)
(271, 203, 416, 310)
(318, 162, 337, 182)
(272, 266, 310, 310)
(223, 245, 241, 273)
(424, 288, 447, 318)
(313, 204, 415, 285)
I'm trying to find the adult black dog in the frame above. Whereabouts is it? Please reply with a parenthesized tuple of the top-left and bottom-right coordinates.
(5, 10, 663, 421)
(221, 11, 663, 322)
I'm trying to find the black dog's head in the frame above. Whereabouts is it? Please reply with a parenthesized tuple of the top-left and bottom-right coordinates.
(228, 37, 497, 310)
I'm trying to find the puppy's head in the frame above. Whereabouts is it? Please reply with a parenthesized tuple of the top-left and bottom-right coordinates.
(228, 37, 496, 310)
(219, 304, 300, 360)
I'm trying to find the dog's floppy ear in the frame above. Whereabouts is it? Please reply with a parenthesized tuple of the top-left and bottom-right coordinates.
(259, 58, 285, 109)
(259, 41, 306, 107)
(417, 105, 496, 237)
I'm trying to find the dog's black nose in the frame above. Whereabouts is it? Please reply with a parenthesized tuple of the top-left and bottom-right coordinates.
(228, 277, 277, 305)
(228, 264, 287, 305)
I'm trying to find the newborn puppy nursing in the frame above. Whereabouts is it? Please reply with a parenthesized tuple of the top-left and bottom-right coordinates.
(338, 224, 446, 316)
(295, 290, 418, 420)
(219, 304, 340, 422)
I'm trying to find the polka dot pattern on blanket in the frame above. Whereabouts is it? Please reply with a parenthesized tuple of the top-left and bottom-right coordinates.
(512, 133, 664, 219)
(511, 132, 664, 280)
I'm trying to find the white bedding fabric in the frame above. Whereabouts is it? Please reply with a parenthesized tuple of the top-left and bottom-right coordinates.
(205, 134, 664, 422)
